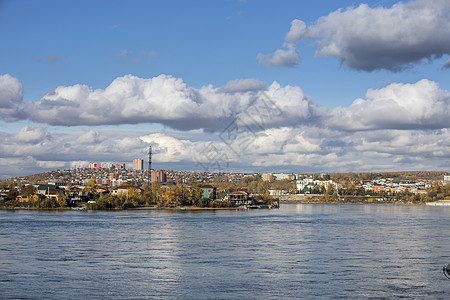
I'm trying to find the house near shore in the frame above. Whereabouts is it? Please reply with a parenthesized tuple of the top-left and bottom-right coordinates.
(224, 190, 253, 206)
(17, 194, 46, 202)
(37, 184, 66, 201)
(17, 195, 28, 202)
(110, 185, 143, 197)
(222, 190, 278, 208)
(200, 184, 216, 201)
(66, 186, 92, 203)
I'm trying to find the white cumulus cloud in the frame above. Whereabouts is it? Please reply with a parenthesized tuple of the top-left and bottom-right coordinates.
(140, 133, 195, 163)
(0, 74, 24, 121)
(443, 58, 450, 70)
(77, 130, 102, 144)
(311, 0, 450, 71)
(262, 0, 450, 71)
(15, 126, 49, 144)
(257, 44, 300, 68)
(0, 74, 23, 108)
(0, 74, 323, 131)
(257, 19, 307, 68)
(285, 19, 309, 44)
(328, 79, 450, 131)
(218, 78, 267, 93)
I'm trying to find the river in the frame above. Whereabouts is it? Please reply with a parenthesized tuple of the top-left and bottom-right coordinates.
(1, 204, 449, 299)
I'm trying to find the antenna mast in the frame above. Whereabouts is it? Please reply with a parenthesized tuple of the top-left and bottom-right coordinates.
(148, 146, 152, 188)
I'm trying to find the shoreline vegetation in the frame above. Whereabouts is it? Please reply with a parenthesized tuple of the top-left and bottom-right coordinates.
(0, 198, 443, 211)
(0, 202, 437, 212)
(1, 170, 449, 211)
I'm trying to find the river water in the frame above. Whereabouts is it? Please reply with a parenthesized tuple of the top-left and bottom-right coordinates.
(1, 204, 449, 299)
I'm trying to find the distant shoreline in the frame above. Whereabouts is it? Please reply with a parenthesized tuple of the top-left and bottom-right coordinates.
(0, 201, 435, 211)
(280, 199, 425, 205)
(0, 205, 251, 211)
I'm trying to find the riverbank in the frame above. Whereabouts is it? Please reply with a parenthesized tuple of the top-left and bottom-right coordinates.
(278, 194, 430, 205)
(0, 205, 263, 211)
(0, 202, 428, 211)
(280, 199, 426, 205)
(134, 205, 249, 210)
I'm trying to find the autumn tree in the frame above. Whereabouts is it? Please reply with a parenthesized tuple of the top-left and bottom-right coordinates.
(6, 183, 17, 201)
(86, 177, 99, 198)
(189, 184, 203, 207)
(160, 184, 181, 207)
(57, 192, 68, 208)
(21, 184, 36, 196)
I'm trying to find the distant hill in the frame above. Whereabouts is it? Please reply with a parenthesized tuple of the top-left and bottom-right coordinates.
(329, 171, 448, 182)
(1, 169, 448, 187)
(1, 169, 79, 185)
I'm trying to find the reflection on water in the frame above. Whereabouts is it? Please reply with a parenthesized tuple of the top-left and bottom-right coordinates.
(1, 204, 450, 299)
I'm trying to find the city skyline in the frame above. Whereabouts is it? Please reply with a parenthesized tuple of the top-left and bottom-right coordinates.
(1, 0, 450, 179)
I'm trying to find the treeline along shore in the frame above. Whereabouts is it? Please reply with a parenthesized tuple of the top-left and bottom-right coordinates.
(1, 169, 449, 210)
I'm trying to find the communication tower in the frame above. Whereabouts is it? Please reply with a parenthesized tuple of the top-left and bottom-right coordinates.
(148, 146, 152, 188)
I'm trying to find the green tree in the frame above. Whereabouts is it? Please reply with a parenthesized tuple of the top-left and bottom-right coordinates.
(95, 194, 117, 209)
(6, 183, 17, 201)
(41, 198, 57, 208)
(57, 192, 68, 208)
(21, 184, 36, 197)
(141, 183, 155, 206)
(86, 177, 98, 195)
(263, 190, 272, 200)
(125, 188, 142, 208)
(189, 184, 203, 207)
(257, 180, 271, 194)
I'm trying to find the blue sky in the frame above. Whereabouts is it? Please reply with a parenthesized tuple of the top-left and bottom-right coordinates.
(1, 0, 450, 178)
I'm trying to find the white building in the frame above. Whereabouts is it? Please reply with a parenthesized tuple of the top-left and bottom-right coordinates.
(296, 175, 336, 194)
(268, 189, 289, 196)
(444, 175, 450, 184)
(273, 173, 296, 181)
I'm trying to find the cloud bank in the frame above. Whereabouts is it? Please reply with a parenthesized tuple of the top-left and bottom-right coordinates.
(1, 74, 449, 132)
(1, 73, 450, 178)
(0, 74, 322, 131)
(2, 124, 449, 178)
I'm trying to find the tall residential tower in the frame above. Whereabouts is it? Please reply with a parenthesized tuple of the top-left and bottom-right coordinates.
(133, 159, 144, 170)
